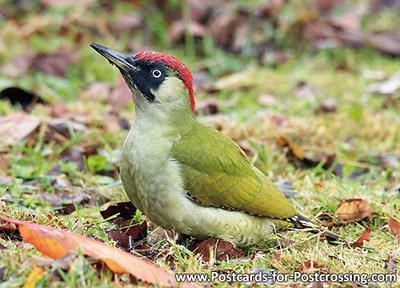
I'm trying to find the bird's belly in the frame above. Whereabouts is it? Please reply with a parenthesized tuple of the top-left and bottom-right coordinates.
(120, 129, 279, 247)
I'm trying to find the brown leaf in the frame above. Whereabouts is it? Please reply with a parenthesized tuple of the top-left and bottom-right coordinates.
(328, 4, 368, 33)
(101, 202, 137, 221)
(366, 33, 400, 56)
(278, 137, 336, 169)
(108, 228, 130, 250)
(120, 220, 147, 241)
(0, 222, 17, 234)
(196, 238, 244, 262)
(0, 215, 198, 288)
(352, 227, 371, 248)
(32, 51, 80, 77)
(336, 199, 374, 223)
(277, 136, 305, 160)
(388, 218, 400, 244)
(0, 112, 41, 145)
(301, 260, 329, 272)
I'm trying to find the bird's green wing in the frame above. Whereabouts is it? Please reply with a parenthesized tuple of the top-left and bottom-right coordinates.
(171, 122, 297, 219)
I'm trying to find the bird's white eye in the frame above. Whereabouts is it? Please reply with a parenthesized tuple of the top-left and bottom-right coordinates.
(152, 69, 162, 78)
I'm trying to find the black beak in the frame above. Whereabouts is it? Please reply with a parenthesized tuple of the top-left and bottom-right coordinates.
(90, 43, 136, 73)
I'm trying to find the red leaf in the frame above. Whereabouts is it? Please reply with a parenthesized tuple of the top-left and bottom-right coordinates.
(352, 227, 371, 248)
(0, 215, 198, 288)
(196, 238, 244, 262)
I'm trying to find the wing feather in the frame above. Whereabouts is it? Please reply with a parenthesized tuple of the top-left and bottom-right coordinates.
(172, 123, 297, 219)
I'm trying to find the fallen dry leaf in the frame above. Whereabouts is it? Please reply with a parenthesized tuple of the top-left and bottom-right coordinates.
(336, 199, 374, 223)
(0, 222, 17, 233)
(101, 202, 136, 220)
(0, 112, 41, 145)
(277, 136, 336, 169)
(108, 228, 130, 250)
(388, 218, 400, 244)
(300, 260, 330, 273)
(277, 136, 304, 159)
(120, 220, 147, 241)
(196, 238, 244, 262)
(366, 33, 400, 56)
(0, 215, 197, 288)
(352, 227, 371, 248)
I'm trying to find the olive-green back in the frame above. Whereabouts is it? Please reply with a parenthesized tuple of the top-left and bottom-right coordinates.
(171, 122, 297, 219)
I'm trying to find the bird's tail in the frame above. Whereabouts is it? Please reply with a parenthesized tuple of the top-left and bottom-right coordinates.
(288, 213, 346, 242)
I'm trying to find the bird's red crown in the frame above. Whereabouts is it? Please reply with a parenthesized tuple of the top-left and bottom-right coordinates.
(135, 51, 195, 113)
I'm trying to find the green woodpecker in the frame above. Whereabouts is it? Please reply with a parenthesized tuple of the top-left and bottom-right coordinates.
(91, 43, 340, 247)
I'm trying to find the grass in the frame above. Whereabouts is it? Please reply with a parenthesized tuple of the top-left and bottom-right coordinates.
(1, 1, 400, 287)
